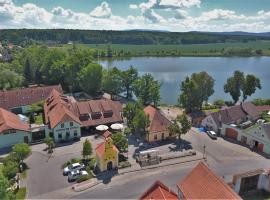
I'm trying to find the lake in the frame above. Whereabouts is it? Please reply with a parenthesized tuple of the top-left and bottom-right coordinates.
(99, 57, 270, 105)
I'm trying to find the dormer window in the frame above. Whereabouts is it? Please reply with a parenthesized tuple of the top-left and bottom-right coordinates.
(61, 123, 64, 128)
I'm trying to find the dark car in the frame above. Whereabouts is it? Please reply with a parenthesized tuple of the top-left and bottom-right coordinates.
(206, 131, 217, 140)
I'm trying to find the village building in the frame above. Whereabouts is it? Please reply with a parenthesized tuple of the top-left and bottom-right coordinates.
(0, 85, 63, 114)
(44, 89, 123, 143)
(0, 107, 31, 148)
(201, 102, 260, 134)
(139, 180, 178, 200)
(188, 110, 206, 127)
(177, 162, 242, 199)
(95, 137, 119, 172)
(144, 105, 172, 142)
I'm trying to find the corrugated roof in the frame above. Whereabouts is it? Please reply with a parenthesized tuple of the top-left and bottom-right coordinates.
(0, 107, 30, 133)
(139, 180, 178, 200)
(144, 105, 172, 133)
(177, 162, 242, 200)
(0, 85, 63, 110)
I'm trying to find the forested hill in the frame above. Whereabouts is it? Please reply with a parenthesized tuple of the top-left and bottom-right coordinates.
(0, 29, 270, 45)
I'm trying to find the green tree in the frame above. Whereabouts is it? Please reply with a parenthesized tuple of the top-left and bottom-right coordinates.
(44, 137, 55, 154)
(102, 67, 123, 99)
(2, 161, 18, 180)
(82, 139, 92, 160)
(23, 57, 32, 84)
(224, 71, 244, 104)
(179, 72, 215, 112)
(242, 74, 261, 101)
(123, 101, 143, 130)
(78, 63, 103, 95)
(0, 69, 23, 90)
(12, 143, 31, 165)
(134, 73, 161, 107)
(0, 173, 14, 200)
(169, 114, 191, 139)
(132, 109, 150, 136)
(111, 133, 128, 153)
(121, 66, 138, 99)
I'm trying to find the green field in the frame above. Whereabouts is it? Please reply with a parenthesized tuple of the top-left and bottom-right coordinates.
(53, 40, 270, 57)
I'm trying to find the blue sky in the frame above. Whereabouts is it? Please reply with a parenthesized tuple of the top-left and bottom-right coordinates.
(1, 0, 270, 32)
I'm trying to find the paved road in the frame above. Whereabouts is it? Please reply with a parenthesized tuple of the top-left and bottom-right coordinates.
(71, 129, 270, 199)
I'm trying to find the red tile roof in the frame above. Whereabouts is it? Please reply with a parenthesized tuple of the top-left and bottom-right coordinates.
(144, 106, 172, 133)
(177, 162, 241, 200)
(103, 130, 112, 139)
(139, 180, 178, 200)
(0, 108, 30, 133)
(256, 105, 270, 112)
(0, 85, 63, 110)
(95, 138, 118, 157)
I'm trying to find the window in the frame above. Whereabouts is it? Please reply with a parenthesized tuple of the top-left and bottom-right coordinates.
(61, 123, 64, 128)
(74, 131, 78, 137)
(154, 135, 157, 140)
(3, 131, 9, 135)
(70, 122, 73, 127)
(66, 132, 70, 137)
(58, 133, 62, 139)
(10, 129, 16, 134)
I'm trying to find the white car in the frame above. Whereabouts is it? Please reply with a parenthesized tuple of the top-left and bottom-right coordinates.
(68, 170, 88, 182)
(63, 163, 85, 175)
(206, 130, 217, 140)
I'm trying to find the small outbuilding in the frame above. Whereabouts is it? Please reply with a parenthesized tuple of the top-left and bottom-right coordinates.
(95, 137, 119, 172)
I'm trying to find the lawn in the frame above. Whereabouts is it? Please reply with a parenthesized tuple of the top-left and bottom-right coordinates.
(203, 108, 220, 115)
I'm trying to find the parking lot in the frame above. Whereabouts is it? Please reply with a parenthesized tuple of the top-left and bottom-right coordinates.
(26, 135, 104, 198)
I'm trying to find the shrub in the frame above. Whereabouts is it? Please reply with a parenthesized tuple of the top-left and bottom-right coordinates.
(15, 187, 26, 200)
(61, 158, 81, 169)
(88, 158, 96, 170)
(213, 99, 225, 107)
(118, 161, 131, 169)
(2, 161, 18, 180)
(76, 175, 91, 183)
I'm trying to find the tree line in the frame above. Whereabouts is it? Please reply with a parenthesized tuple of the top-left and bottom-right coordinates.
(0, 29, 268, 46)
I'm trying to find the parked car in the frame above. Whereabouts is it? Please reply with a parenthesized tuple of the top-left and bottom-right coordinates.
(63, 163, 85, 175)
(206, 131, 217, 140)
(68, 170, 88, 182)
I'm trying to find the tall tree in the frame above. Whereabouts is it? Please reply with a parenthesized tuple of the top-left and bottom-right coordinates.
(132, 109, 150, 136)
(82, 139, 92, 160)
(179, 72, 215, 112)
(23, 57, 32, 84)
(102, 67, 123, 99)
(12, 143, 31, 168)
(121, 66, 138, 99)
(169, 114, 191, 139)
(78, 63, 103, 95)
(111, 133, 128, 153)
(123, 101, 143, 130)
(0, 69, 23, 90)
(224, 71, 244, 104)
(242, 74, 261, 101)
(134, 73, 161, 107)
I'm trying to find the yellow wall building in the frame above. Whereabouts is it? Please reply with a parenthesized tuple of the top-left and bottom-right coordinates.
(95, 137, 119, 172)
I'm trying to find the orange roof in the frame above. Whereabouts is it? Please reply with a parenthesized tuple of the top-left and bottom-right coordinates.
(177, 162, 242, 200)
(0, 108, 30, 133)
(144, 105, 171, 133)
(139, 180, 178, 200)
(95, 138, 118, 157)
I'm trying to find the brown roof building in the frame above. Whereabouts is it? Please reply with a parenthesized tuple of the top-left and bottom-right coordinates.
(144, 105, 172, 142)
(139, 180, 178, 200)
(177, 162, 242, 200)
(0, 85, 63, 112)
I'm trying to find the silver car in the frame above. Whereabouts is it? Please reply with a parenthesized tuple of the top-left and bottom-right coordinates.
(68, 170, 88, 182)
(63, 163, 85, 175)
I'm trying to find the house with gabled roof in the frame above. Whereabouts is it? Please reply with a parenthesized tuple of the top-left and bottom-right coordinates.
(177, 162, 242, 200)
(144, 105, 172, 142)
(139, 180, 178, 200)
(0, 107, 31, 148)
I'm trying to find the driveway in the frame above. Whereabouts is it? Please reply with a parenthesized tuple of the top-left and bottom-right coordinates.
(26, 135, 104, 198)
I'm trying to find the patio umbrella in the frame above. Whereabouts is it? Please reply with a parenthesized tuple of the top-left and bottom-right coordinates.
(96, 125, 109, 131)
(110, 123, 124, 130)
(268, 111, 270, 116)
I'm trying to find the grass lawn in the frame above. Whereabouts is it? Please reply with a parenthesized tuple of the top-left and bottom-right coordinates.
(15, 187, 26, 200)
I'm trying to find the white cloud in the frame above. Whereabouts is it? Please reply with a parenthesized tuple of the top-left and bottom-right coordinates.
(90, 1, 111, 18)
(174, 9, 188, 19)
(129, 4, 138, 9)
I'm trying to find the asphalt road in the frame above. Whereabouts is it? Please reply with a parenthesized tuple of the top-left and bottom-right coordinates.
(71, 129, 270, 199)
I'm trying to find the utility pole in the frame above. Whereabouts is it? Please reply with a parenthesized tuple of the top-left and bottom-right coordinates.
(203, 144, 207, 162)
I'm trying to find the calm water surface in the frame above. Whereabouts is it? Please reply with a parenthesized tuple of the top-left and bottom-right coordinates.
(99, 57, 270, 105)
